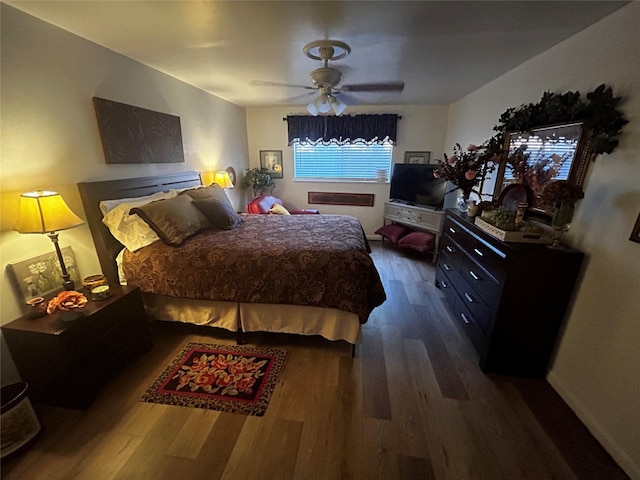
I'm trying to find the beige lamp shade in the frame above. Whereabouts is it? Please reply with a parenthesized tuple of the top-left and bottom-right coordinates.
(14, 190, 84, 234)
(213, 171, 234, 189)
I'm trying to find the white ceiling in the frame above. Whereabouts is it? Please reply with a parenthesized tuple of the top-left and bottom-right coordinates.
(6, 1, 628, 108)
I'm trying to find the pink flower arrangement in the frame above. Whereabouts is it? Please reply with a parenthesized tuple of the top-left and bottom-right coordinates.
(434, 143, 496, 199)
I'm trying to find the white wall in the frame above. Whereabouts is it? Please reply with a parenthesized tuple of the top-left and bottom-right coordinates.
(246, 105, 449, 235)
(0, 5, 249, 379)
(445, 4, 640, 478)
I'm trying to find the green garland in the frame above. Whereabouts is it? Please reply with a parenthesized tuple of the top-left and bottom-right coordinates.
(481, 84, 628, 161)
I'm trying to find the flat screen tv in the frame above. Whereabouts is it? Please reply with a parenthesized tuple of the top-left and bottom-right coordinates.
(389, 164, 446, 209)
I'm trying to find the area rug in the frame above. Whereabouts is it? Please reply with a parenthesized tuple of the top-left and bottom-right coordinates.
(141, 342, 287, 416)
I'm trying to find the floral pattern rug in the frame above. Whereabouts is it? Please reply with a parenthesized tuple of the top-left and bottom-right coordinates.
(141, 342, 287, 416)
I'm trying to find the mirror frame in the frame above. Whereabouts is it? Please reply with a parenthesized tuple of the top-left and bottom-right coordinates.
(492, 122, 593, 220)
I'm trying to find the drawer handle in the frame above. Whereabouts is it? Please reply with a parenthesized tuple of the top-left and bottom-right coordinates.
(469, 270, 480, 281)
(460, 312, 471, 324)
(446, 246, 455, 253)
(443, 263, 452, 271)
(439, 280, 449, 289)
(464, 292, 476, 303)
(474, 248, 484, 257)
(449, 227, 457, 234)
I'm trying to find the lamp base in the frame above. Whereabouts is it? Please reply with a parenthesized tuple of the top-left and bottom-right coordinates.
(62, 278, 75, 291)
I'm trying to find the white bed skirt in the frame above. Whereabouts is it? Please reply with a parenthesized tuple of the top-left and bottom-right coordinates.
(142, 293, 362, 344)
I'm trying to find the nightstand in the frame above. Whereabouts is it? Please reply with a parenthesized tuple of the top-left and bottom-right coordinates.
(1, 285, 152, 409)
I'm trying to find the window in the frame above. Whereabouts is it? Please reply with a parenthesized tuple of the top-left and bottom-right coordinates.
(293, 141, 393, 182)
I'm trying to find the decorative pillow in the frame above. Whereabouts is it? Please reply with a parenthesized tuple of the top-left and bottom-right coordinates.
(374, 223, 413, 245)
(192, 198, 243, 230)
(181, 184, 228, 202)
(269, 203, 291, 215)
(99, 190, 176, 215)
(130, 194, 211, 246)
(398, 231, 436, 252)
(102, 201, 167, 252)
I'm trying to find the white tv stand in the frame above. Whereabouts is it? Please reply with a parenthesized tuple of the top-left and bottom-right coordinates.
(383, 201, 445, 263)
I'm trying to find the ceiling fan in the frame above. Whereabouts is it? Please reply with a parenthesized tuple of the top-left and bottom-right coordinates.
(253, 40, 404, 116)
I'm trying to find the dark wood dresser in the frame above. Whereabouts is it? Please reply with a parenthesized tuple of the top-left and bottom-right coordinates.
(435, 209, 584, 377)
(1, 285, 152, 409)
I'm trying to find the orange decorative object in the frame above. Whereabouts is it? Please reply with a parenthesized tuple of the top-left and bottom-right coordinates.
(46, 290, 88, 314)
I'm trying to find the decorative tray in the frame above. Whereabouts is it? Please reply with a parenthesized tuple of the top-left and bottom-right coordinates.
(475, 217, 551, 244)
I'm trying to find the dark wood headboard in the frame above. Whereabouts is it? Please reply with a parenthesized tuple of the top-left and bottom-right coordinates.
(77, 171, 202, 286)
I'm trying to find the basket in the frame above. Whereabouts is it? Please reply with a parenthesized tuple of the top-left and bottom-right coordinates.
(1, 382, 41, 458)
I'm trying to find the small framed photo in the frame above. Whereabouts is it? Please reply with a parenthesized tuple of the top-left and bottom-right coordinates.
(7, 246, 82, 303)
(404, 151, 431, 164)
(260, 150, 283, 178)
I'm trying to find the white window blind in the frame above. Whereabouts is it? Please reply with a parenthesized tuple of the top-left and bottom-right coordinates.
(505, 134, 578, 181)
(293, 141, 393, 182)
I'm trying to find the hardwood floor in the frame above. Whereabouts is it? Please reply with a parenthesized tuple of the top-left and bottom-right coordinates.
(2, 242, 628, 480)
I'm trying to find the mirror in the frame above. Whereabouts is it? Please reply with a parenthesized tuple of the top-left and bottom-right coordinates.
(492, 122, 592, 218)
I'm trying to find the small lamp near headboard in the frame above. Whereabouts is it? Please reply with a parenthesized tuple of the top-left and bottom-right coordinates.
(212, 171, 234, 189)
(14, 190, 84, 290)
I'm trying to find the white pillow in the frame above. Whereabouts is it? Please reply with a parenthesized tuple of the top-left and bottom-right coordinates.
(99, 190, 177, 215)
(102, 195, 176, 251)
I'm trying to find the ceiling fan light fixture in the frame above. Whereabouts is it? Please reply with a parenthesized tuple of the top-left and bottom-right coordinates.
(330, 96, 347, 116)
(317, 95, 331, 113)
(306, 100, 319, 116)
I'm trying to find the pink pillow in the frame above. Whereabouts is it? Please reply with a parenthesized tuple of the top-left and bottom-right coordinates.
(375, 223, 413, 245)
(398, 231, 436, 252)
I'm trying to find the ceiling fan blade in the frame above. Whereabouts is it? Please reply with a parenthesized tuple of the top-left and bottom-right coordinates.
(340, 82, 405, 92)
(332, 92, 359, 105)
(250, 80, 315, 90)
(285, 91, 317, 103)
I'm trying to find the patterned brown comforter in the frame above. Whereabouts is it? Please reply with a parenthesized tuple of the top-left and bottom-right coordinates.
(123, 214, 386, 322)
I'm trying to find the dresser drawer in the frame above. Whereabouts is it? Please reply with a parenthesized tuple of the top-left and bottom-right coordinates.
(435, 266, 458, 306)
(453, 296, 487, 353)
(439, 234, 465, 270)
(459, 255, 502, 306)
(456, 275, 494, 332)
(443, 216, 468, 248)
(438, 255, 459, 287)
(464, 233, 507, 282)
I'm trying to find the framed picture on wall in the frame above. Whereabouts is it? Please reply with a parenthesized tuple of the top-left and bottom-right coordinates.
(404, 151, 431, 164)
(260, 150, 283, 178)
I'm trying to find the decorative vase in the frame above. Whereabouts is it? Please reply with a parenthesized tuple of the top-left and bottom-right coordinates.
(549, 202, 575, 248)
(551, 202, 575, 228)
(467, 201, 479, 218)
(456, 191, 471, 213)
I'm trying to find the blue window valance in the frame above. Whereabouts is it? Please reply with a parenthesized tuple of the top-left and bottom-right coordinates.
(286, 114, 400, 145)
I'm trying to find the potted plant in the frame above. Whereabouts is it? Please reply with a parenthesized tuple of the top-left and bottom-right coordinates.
(540, 180, 585, 248)
(240, 168, 275, 197)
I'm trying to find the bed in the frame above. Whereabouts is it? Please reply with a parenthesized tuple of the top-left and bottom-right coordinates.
(77, 172, 386, 345)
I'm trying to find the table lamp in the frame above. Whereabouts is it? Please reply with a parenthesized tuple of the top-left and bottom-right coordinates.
(14, 190, 84, 290)
(213, 171, 234, 189)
